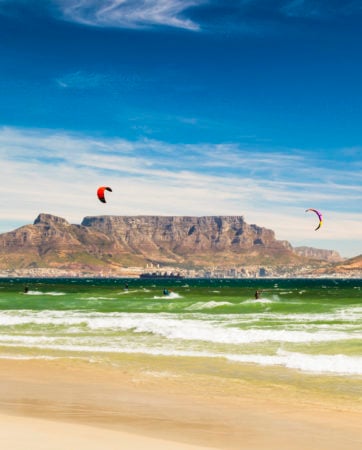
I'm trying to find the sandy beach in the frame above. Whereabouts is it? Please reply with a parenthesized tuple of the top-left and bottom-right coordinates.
(0, 357, 361, 450)
(0, 413, 215, 450)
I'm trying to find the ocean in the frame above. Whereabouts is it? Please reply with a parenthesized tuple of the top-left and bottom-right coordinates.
(0, 277, 361, 401)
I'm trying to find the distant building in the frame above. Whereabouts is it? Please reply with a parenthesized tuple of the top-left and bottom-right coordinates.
(259, 267, 267, 277)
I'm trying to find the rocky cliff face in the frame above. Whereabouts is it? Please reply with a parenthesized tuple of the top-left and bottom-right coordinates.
(293, 246, 343, 262)
(0, 213, 302, 271)
(0, 213, 118, 270)
(81, 215, 298, 266)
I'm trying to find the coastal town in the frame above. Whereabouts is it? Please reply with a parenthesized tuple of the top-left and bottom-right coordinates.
(1, 262, 361, 279)
(0, 213, 360, 280)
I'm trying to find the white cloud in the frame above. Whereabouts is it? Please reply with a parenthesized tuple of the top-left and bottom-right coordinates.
(54, 0, 203, 30)
(1, 0, 361, 33)
(0, 126, 361, 257)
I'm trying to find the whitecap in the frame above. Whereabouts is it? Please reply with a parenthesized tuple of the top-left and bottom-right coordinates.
(243, 298, 273, 304)
(25, 291, 65, 296)
(1, 311, 360, 347)
(1, 338, 361, 376)
(153, 292, 182, 299)
(185, 301, 233, 311)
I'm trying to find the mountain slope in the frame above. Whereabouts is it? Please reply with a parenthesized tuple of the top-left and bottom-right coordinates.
(317, 254, 362, 275)
(0, 213, 305, 272)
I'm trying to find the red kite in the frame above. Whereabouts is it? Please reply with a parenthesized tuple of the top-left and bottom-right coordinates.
(97, 186, 112, 203)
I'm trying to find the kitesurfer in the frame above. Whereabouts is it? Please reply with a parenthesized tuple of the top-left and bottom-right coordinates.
(255, 290, 261, 299)
(163, 288, 169, 296)
(24, 286, 29, 294)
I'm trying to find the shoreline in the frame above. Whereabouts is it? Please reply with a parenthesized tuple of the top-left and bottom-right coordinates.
(0, 358, 361, 450)
(1, 274, 362, 279)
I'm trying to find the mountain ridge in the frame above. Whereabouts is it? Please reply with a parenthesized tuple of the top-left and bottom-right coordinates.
(0, 213, 350, 276)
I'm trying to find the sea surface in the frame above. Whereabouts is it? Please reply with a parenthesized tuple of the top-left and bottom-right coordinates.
(0, 277, 361, 398)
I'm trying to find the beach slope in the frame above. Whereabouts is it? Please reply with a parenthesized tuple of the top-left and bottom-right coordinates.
(0, 359, 361, 450)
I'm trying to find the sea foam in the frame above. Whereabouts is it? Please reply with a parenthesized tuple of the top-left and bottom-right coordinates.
(226, 350, 362, 376)
(0, 311, 360, 344)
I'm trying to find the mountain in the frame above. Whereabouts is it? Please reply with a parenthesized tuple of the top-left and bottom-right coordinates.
(0, 213, 123, 272)
(313, 254, 362, 276)
(0, 213, 297, 271)
(0, 213, 346, 276)
(340, 254, 362, 269)
(293, 246, 343, 263)
(80, 214, 301, 266)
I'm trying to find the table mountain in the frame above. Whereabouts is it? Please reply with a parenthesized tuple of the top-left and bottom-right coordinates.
(0, 213, 339, 273)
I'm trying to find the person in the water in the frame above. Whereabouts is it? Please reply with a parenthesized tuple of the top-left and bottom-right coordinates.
(24, 286, 29, 294)
(163, 288, 169, 296)
(254, 290, 262, 299)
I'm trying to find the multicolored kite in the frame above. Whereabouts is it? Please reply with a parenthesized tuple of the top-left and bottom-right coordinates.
(97, 186, 112, 203)
(305, 208, 323, 231)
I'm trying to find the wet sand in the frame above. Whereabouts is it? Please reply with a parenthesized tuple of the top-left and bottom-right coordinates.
(0, 358, 361, 450)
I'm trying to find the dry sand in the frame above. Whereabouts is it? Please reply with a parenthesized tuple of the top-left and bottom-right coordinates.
(0, 358, 361, 450)
(0, 413, 212, 450)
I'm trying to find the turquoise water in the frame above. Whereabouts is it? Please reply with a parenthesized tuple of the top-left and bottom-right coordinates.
(0, 278, 361, 378)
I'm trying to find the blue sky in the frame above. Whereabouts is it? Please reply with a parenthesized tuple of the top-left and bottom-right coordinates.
(0, 0, 361, 258)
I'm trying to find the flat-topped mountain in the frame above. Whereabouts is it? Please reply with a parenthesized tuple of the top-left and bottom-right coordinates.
(0, 213, 344, 274)
(80, 214, 298, 265)
(0, 213, 297, 271)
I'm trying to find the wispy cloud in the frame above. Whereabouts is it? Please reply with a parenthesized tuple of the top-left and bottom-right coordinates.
(55, 71, 106, 89)
(54, 70, 143, 99)
(54, 0, 203, 30)
(0, 126, 361, 256)
(1, 1, 361, 32)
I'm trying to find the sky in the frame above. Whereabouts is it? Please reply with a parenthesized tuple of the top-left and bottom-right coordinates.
(0, 0, 361, 258)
